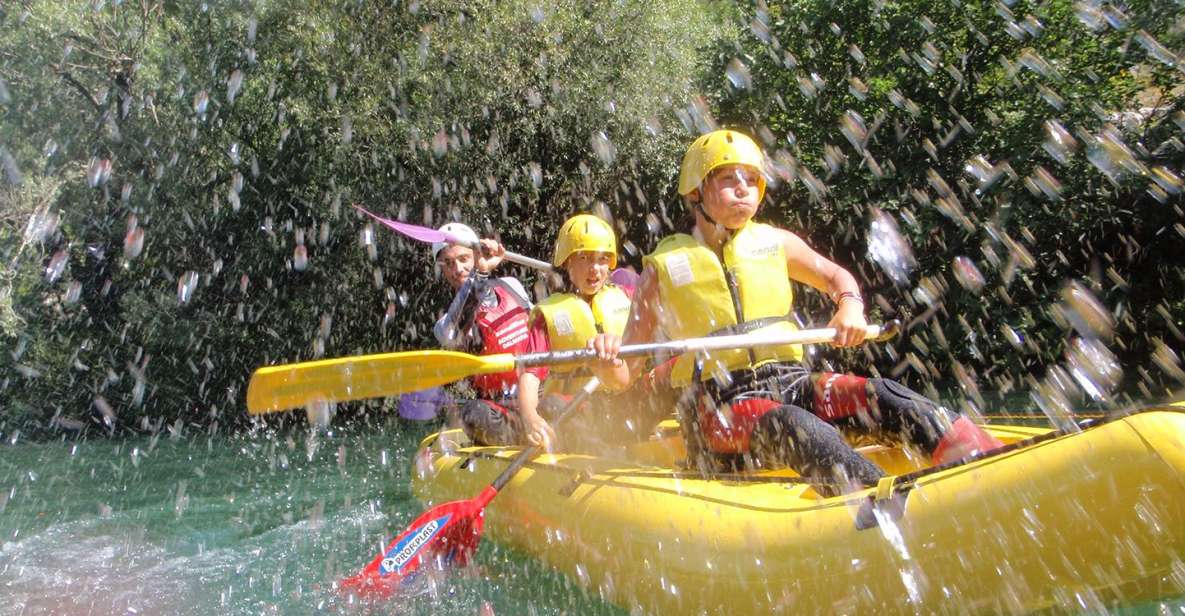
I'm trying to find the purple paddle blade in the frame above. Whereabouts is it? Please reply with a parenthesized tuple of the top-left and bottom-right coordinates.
(354, 205, 473, 246)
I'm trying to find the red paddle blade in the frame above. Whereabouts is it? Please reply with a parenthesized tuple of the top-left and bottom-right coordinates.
(339, 487, 496, 598)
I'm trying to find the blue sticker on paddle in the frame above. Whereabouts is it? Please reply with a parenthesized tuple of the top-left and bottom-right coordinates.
(379, 513, 452, 575)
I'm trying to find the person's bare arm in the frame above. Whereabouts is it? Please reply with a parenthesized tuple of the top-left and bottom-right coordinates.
(590, 265, 661, 389)
(777, 229, 867, 347)
(516, 371, 555, 449)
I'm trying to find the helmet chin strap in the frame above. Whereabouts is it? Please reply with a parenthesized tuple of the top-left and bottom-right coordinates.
(694, 193, 737, 241)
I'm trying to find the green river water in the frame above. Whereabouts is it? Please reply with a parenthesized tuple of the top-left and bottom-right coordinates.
(0, 418, 621, 615)
(1, 413, 1182, 615)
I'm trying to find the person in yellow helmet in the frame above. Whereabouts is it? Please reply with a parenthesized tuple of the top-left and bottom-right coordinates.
(592, 129, 1001, 488)
(510, 214, 638, 451)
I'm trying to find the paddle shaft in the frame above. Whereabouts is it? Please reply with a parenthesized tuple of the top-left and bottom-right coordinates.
(355, 205, 554, 272)
(455, 238, 554, 273)
(487, 377, 600, 495)
(245, 321, 900, 414)
(513, 321, 900, 369)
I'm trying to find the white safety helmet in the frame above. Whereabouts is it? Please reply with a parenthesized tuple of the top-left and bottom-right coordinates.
(430, 222, 479, 260)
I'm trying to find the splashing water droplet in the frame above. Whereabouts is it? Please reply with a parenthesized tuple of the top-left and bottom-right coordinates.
(192, 90, 209, 115)
(1001, 324, 1024, 349)
(1042, 120, 1078, 164)
(839, 111, 867, 151)
(1024, 166, 1063, 200)
(527, 162, 543, 188)
(726, 58, 752, 89)
(293, 245, 309, 271)
(123, 227, 145, 260)
(23, 208, 59, 244)
(1074, 1, 1107, 31)
(1134, 30, 1179, 69)
(1065, 337, 1122, 401)
(848, 44, 866, 65)
(1022, 15, 1045, 38)
(1150, 166, 1183, 195)
(797, 75, 818, 99)
(952, 256, 985, 293)
(749, 16, 770, 43)
(590, 131, 617, 165)
(1085, 129, 1147, 184)
(823, 145, 846, 175)
(848, 77, 868, 100)
(1031, 365, 1082, 431)
(1059, 281, 1113, 340)
(45, 249, 68, 283)
(867, 210, 916, 286)
(341, 115, 353, 145)
(1036, 84, 1065, 110)
(1101, 4, 1129, 28)
(1152, 342, 1185, 383)
(964, 155, 1004, 191)
(227, 69, 244, 104)
(86, 158, 111, 187)
(63, 281, 82, 305)
(360, 224, 377, 261)
(1016, 48, 1059, 80)
(177, 271, 199, 305)
(432, 129, 448, 157)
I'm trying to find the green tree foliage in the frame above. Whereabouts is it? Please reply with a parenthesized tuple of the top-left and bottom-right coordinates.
(2, 0, 1182, 436)
(706, 0, 1184, 409)
(0, 0, 731, 434)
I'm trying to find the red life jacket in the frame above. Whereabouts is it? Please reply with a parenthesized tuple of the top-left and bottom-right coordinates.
(470, 283, 530, 396)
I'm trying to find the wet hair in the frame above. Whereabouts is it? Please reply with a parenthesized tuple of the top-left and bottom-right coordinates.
(553, 268, 573, 293)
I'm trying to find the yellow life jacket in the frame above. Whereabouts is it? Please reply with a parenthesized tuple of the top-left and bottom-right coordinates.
(532, 284, 632, 394)
(642, 221, 803, 386)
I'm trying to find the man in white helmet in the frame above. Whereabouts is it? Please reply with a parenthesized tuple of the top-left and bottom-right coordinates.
(431, 223, 533, 445)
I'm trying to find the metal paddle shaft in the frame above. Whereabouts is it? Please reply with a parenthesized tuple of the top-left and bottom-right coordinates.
(515, 320, 901, 369)
(340, 378, 600, 597)
(354, 205, 554, 272)
(485, 377, 600, 496)
(246, 322, 900, 414)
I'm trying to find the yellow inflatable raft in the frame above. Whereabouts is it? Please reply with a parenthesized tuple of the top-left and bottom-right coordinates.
(411, 403, 1185, 613)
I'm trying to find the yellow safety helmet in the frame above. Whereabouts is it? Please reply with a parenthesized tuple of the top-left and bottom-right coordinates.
(552, 214, 617, 268)
(678, 129, 767, 204)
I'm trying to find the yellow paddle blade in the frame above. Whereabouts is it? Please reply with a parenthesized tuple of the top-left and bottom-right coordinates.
(246, 350, 516, 415)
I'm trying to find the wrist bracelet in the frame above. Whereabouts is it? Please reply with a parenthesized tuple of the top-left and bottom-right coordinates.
(835, 291, 863, 305)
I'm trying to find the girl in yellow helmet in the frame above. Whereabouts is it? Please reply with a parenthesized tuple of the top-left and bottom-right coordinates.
(592, 129, 1001, 487)
(512, 214, 635, 450)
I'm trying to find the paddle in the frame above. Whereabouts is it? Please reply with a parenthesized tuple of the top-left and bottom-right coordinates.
(246, 322, 900, 415)
(338, 377, 601, 598)
(354, 205, 555, 272)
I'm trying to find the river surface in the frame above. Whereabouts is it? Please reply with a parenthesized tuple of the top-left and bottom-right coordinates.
(0, 417, 621, 615)
(0, 413, 1181, 615)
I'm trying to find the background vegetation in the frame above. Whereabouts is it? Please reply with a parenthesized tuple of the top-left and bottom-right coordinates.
(1, 0, 1182, 436)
